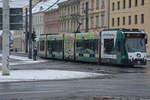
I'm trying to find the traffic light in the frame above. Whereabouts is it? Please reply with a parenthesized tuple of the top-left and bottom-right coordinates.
(32, 31, 36, 42)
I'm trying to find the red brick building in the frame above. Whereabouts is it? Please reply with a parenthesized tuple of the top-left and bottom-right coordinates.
(44, 8, 60, 34)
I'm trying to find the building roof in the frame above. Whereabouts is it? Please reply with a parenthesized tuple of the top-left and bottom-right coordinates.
(32, 0, 67, 14)
(58, 0, 80, 7)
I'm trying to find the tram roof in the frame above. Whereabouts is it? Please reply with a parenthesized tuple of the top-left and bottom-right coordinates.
(103, 28, 145, 34)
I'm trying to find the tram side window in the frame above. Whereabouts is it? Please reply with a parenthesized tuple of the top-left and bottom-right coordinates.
(84, 40, 90, 53)
(40, 40, 45, 51)
(89, 39, 98, 54)
(52, 40, 63, 52)
(76, 39, 98, 54)
(47, 40, 53, 53)
(104, 39, 114, 54)
(76, 40, 84, 53)
(57, 40, 63, 52)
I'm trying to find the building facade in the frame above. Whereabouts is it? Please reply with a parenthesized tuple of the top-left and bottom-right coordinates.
(32, 0, 64, 39)
(80, 0, 109, 32)
(58, 0, 80, 33)
(33, 12, 45, 39)
(12, 0, 42, 52)
(13, 31, 25, 52)
(109, 0, 150, 55)
(44, 8, 60, 34)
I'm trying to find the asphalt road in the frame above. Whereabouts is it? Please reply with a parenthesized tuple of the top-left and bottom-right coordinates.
(0, 54, 150, 100)
(0, 73, 150, 100)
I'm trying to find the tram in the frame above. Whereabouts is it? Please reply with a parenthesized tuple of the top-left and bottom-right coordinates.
(38, 29, 147, 66)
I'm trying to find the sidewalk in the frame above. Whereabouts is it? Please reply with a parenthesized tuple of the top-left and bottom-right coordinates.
(0, 70, 108, 83)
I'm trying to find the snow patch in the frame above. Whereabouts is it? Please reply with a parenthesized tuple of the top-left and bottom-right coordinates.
(0, 70, 106, 82)
(0, 54, 47, 66)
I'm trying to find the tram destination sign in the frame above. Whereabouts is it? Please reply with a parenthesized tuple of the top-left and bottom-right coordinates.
(0, 8, 23, 30)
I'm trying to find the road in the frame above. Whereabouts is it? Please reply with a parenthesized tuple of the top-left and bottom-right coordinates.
(0, 53, 150, 100)
(0, 73, 150, 100)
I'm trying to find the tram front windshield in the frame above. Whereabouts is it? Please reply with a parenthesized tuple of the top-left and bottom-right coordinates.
(126, 35, 146, 53)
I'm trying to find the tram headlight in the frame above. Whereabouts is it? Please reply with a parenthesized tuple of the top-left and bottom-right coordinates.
(136, 53, 141, 58)
(131, 58, 134, 62)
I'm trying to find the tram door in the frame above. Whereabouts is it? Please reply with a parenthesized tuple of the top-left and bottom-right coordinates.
(101, 32, 117, 64)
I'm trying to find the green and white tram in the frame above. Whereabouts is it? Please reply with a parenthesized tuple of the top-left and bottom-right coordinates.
(101, 29, 147, 65)
(38, 29, 147, 66)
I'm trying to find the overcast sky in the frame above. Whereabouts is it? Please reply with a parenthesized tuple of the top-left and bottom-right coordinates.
(0, 0, 29, 8)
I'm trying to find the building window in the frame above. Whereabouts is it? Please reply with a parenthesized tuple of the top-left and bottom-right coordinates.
(135, 15, 138, 24)
(135, 0, 138, 7)
(101, 13, 105, 27)
(112, 2, 115, 11)
(141, 0, 144, 5)
(117, 17, 120, 26)
(117, 1, 120, 10)
(91, 0, 94, 10)
(82, 18, 85, 29)
(128, 16, 131, 25)
(96, 0, 99, 9)
(123, 0, 126, 9)
(141, 14, 144, 24)
(82, 3, 84, 14)
(96, 15, 99, 27)
(123, 17, 126, 25)
(101, 0, 105, 9)
(91, 17, 94, 28)
(112, 18, 115, 26)
(129, 0, 132, 8)
(68, 7, 70, 14)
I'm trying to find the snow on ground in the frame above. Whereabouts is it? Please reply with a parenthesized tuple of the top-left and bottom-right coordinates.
(0, 54, 47, 66)
(0, 60, 47, 66)
(0, 70, 107, 83)
(0, 54, 34, 61)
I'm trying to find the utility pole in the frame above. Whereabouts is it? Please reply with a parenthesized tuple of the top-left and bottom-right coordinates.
(2, 0, 10, 75)
(28, 0, 32, 59)
(85, 2, 89, 32)
(25, 8, 29, 53)
(107, 0, 110, 29)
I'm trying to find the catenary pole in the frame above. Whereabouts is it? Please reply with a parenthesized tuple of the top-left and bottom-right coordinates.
(28, 0, 32, 59)
(25, 8, 29, 53)
(108, 0, 110, 29)
(2, 0, 10, 75)
(85, 2, 89, 32)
